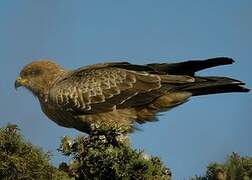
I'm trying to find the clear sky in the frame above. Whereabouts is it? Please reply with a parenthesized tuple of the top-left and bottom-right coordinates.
(0, 1, 251, 179)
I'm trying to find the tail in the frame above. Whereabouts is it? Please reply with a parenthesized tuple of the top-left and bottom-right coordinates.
(179, 76, 249, 96)
(147, 57, 234, 76)
(147, 57, 249, 96)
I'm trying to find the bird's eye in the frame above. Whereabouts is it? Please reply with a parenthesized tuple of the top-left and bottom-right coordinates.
(29, 69, 42, 76)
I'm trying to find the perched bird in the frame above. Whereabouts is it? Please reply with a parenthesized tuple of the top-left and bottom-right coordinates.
(15, 57, 249, 134)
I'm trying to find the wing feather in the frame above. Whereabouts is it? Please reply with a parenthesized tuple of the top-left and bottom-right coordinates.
(48, 64, 193, 114)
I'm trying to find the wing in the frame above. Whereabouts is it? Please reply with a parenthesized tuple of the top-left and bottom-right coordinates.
(48, 64, 193, 114)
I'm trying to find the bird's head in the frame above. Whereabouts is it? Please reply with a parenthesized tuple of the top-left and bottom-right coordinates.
(15, 60, 63, 95)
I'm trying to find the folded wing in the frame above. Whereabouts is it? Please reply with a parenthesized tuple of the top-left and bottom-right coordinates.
(48, 66, 193, 114)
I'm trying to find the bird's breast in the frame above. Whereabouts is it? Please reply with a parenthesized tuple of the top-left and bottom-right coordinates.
(39, 99, 93, 133)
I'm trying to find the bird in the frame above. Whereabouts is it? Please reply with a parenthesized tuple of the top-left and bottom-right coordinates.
(15, 57, 249, 134)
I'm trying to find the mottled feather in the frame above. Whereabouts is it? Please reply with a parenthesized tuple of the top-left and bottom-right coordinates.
(48, 67, 169, 114)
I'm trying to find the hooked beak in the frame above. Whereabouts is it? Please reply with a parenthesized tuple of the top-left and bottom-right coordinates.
(15, 77, 28, 90)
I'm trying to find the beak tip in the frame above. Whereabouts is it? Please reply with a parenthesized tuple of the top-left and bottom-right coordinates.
(14, 77, 22, 90)
(15, 77, 28, 90)
(14, 82, 20, 90)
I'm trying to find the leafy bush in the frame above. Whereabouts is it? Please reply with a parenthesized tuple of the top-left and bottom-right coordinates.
(0, 124, 70, 180)
(191, 152, 252, 180)
(58, 124, 171, 180)
(0, 123, 170, 180)
(4, 122, 251, 180)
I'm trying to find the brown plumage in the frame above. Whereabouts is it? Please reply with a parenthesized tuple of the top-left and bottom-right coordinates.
(15, 57, 249, 134)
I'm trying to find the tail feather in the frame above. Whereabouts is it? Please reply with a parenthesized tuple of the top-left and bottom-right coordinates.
(179, 76, 250, 96)
(147, 57, 249, 95)
(147, 57, 234, 76)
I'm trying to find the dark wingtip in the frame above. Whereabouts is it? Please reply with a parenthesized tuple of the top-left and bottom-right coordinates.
(208, 57, 235, 64)
(225, 57, 235, 63)
(245, 88, 250, 92)
(232, 80, 250, 92)
(239, 85, 250, 92)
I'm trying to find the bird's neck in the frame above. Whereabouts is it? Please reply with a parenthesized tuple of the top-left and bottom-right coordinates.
(36, 69, 68, 102)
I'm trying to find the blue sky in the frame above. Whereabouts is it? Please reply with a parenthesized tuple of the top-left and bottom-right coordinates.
(0, 1, 251, 179)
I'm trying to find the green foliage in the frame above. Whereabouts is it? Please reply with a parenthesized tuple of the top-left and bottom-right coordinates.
(0, 123, 170, 180)
(191, 152, 252, 180)
(1, 123, 252, 180)
(58, 124, 171, 180)
(0, 124, 70, 180)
